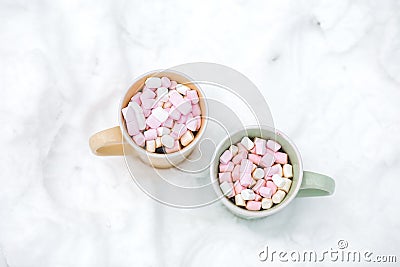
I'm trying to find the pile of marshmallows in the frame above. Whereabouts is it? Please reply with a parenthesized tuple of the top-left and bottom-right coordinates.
(218, 137, 293, 211)
(122, 76, 202, 153)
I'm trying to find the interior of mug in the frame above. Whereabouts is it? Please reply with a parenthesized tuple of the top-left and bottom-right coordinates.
(119, 70, 208, 158)
(211, 126, 303, 218)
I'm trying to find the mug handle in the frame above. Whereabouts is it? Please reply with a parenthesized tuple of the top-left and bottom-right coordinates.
(89, 126, 124, 156)
(296, 171, 335, 197)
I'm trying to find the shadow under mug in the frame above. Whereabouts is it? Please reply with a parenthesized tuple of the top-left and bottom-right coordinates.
(89, 70, 208, 168)
(210, 126, 335, 219)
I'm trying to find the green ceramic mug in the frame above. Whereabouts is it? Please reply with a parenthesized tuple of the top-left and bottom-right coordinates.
(210, 126, 335, 219)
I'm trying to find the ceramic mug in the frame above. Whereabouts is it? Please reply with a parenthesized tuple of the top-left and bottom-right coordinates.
(89, 70, 208, 168)
(210, 126, 335, 219)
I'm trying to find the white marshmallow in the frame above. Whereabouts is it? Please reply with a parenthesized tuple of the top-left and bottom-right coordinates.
(235, 194, 246, 207)
(241, 136, 254, 150)
(279, 178, 292, 193)
(220, 181, 234, 198)
(145, 77, 162, 88)
(152, 107, 169, 123)
(156, 87, 169, 102)
(180, 130, 194, 146)
(161, 135, 175, 148)
(176, 100, 192, 115)
(241, 189, 256, 200)
(128, 102, 146, 130)
(176, 84, 190, 95)
(155, 137, 162, 148)
(283, 164, 293, 178)
(146, 140, 155, 153)
(272, 174, 285, 187)
(157, 127, 170, 136)
(272, 190, 286, 204)
(261, 198, 273, 209)
(229, 145, 239, 156)
(252, 168, 265, 180)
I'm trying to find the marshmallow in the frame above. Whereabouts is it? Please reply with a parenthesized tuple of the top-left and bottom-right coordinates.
(274, 152, 288, 164)
(272, 190, 286, 204)
(229, 145, 239, 156)
(142, 98, 156, 110)
(240, 136, 254, 150)
(265, 164, 283, 177)
(252, 179, 266, 193)
(235, 194, 246, 206)
(272, 174, 285, 187)
(161, 135, 175, 149)
(232, 165, 241, 181)
(156, 87, 169, 102)
(261, 198, 273, 209)
(152, 107, 169, 123)
(169, 90, 184, 107)
(168, 107, 181, 120)
(186, 90, 199, 104)
(177, 114, 188, 124)
(219, 162, 234, 172)
(144, 129, 157, 140)
(186, 115, 197, 131)
(162, 117, 174, 128)
(128, 102, 146, 130)
(131, 92, 142, 105)
(254, 138, 267, 155)
(266, 181, 277, 195)
(169, 80, 177, 89)
(283, 164, 293, 178)
(146, 114, 162, 129)
(164, 140, 181, 153)
(279, 178, 292, 193)
(232, 151, 247, 165)
(133, 133, 145, 147)
(246, 201, 261, 211)
(267, 140, 281, 152)
(220, 150, 233, 164)
(239, 174, 252, 187)
(254, 194, 262, 202)
(249, 178, 257, 188)
(161, 77, 171, 88)
(240, 159, 253, 173)
(146, 140, 156, 153)
(180, 130, 194, 146)
(234, 180, 245, 194)
(241, 189, 256, 200)
(145, 77, 162, 88)
(248, 154, 261, 165)
(155, 137, 162, 148)
(176, 84, 190, 95)
(220, 181, 235, 198)
(126, 120, 139, 136)
(171, 123, 187, 139)
(176, 99, 192, 115)
(157, 127, 170, 136)
(192, 103, 201, 117)
(219, 172, 232, 183)
(260, 153, 274, 168)
(252, 168, 265, 180)
(259, 187, 272, 198)
(140, 89, 156, 101)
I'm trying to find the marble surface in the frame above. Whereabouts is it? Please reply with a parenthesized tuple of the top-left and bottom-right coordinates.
(1, 0, 400, 266)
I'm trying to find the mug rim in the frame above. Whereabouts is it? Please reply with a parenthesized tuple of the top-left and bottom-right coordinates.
(210, 125, 303, 219)
(118, 69, 209, 160)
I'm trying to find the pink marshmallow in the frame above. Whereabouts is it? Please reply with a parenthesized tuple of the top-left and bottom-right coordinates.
(169, 80, 177, 89)
(176, 99, 192, 115)
(177, 114, 188, 124)
(254, 194, 262, 201)
(255, 139, 267, 155)
(140, 89, 156, 101)
(142, 98, 155, 110)
(260, 153, 275, 168)
(164, 140, 180, 153)
(161, 77, 171, 88)
(169, 106, 181, 120)
(232, 165, 241, 181)
(220, 150, 233, 164)
(237, 143, 248, 152)
(131, 92, 142, 105)
(219, 162, 234, 172)
(186, 90, 199, 104)
(274, 152, 288, 164)
(240, 159, 253, 173)
(266, 181, 277, 195)
(249, 146, 256, 154)
(144, 129, 157, 140)
(146, 114, 161, 129)
(239, 173, 252, 187)
(259, 187, 272, 198)
(265, 164, 281, 176)
(132, 133, 145, 147)
(171, 123, 187, 139)
(232, 151, 247, 165)
(246, 201, 262, 211)
(267, 140, 281, 152)
(252, 179, 266, 193)
(169, 90, 184, 107)
(234, 180, 245, 194)
(143, 108, 151, 118)
(218, 172, 232, 183)
(192, 103, 201, 117)
(162, 117, 174, 128)
(248, 154, 261, 165)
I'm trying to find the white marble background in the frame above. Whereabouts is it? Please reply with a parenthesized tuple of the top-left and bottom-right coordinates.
(1, 0, 400, 266)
